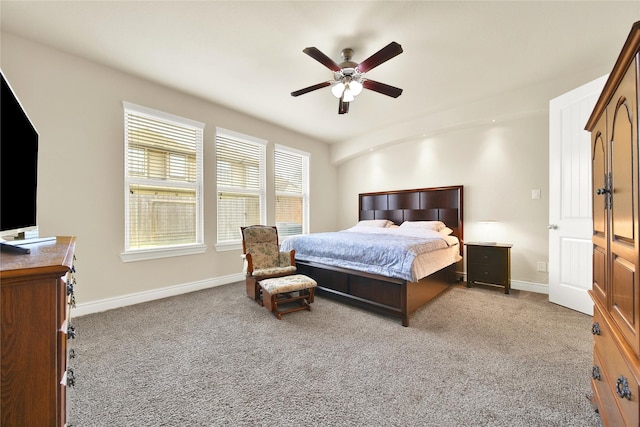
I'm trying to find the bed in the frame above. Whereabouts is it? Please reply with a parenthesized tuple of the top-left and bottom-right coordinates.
(281, 185, 464, 326)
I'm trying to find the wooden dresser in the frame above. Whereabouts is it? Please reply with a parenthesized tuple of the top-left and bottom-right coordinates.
(1, 236, 77, 426)
(585, 21, 640, 427)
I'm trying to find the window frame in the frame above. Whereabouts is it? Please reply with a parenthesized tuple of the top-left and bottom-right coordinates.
(120, 101, 206, 262)
(274, 144, 310, 240)
(215, 127, 267, 251)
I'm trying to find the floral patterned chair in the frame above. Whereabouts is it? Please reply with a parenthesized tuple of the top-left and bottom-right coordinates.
(240, 225, 297, 304)
(241, 225, 316, 319)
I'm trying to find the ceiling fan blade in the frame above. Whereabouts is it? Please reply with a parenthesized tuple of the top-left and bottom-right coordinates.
(291, 81, 331, 97)
(338, 97, 350, 114)
(357, 42, 403, 73)
(363, 79, 403, 98)
(303, 47, 341, 72)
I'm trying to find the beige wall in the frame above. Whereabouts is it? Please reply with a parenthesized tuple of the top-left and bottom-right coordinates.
(332, 55, 613, 290)
(1, 33, 337, 309)
(335, 114, 550, 285)
(1, 29, 614, 304)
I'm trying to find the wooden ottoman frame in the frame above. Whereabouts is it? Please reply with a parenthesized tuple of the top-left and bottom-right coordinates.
(259, 274, 317, 319)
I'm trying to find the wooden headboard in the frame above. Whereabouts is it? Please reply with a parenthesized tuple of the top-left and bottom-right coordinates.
(358, 185, 464, 248)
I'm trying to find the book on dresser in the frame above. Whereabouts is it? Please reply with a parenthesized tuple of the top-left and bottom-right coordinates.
(1, 236, 77, 427)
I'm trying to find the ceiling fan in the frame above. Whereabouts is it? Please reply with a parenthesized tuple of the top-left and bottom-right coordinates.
(291, 41, 404, 114)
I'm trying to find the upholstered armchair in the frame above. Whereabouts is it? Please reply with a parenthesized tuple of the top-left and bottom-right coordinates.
(240, 225, 296, 304)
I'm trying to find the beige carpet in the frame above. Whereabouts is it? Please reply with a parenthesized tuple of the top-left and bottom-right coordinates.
(68, 282, 601, 426)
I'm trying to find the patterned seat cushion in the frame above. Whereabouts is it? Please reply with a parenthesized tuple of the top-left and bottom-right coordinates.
(253, 265, 297, 277)
(260, 274, 317, 295)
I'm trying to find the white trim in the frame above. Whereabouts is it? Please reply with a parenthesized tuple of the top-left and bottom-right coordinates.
(72, 272, 244, 317)
(120, 243, 207, 262)
(274, 143, 309, 157)
(123, 101, 205, 129)
(214, 241, 242, 252)
(511, 279, 548, 294)
(216, 127, 267, 146)
(461, 273, 549, 294)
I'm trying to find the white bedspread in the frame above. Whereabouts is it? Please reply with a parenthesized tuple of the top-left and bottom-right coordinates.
(281, 227, 460, 282)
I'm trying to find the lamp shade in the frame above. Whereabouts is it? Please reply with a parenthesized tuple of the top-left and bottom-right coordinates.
(477, 220, 498, 245)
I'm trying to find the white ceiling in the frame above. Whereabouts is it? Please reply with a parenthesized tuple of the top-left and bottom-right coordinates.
(1, 1, 638, 145)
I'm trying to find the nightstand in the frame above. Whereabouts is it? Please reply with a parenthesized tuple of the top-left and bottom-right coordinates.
(465, 242, 512, 294)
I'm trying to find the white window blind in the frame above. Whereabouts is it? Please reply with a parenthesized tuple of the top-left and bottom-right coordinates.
(275, 145, 309, 238)
(123, 102, 204, 253)
(216, 128, 266, 245)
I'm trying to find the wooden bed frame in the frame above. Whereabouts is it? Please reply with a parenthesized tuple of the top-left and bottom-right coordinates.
(295, 185, 464, 326)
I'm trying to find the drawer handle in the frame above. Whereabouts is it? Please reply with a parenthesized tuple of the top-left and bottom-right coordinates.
(66, 367, 76, 388)
(591, 365, 601, 380)
(591, 322, 601, 335)
(67, 323, 76, 339)
(616, 376, 632, 400)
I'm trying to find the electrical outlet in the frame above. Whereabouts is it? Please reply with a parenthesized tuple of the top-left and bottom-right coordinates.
(532, 189, 541, 199)
(537, 261, 547, 272)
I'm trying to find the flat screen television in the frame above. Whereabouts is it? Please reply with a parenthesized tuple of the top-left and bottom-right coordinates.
(0, 70, 40, 254)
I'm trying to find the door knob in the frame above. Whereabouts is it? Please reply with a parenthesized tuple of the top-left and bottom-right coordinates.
(548, 224, 558, 230)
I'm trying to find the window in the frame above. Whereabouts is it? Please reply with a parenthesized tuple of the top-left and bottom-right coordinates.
(122, 102, 205, 261)
(216, 128, 266, 248)
(275, 145, 309, 239)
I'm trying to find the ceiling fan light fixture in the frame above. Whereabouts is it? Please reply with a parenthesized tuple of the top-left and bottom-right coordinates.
(331, 82, 345, 98)
(292, 42, 403, 114)
(343, 85, 355, 102)
(349, 80, 363, 96)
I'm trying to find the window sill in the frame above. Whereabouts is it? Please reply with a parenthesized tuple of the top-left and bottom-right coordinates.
(120, 243, 207, 262)
(214, 242, 241, 252)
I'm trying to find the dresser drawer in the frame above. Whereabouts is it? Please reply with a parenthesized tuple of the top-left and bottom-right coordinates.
(467, 264, 507, 285)
(467, 245, 508, 267)
(593, 346, 627, 426)
(593, 306, 640, 427)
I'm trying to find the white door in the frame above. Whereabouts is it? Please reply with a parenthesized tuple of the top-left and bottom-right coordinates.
(548, 75, 607, 315)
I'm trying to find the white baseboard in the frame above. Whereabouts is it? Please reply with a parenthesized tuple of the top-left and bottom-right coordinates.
(73, 273, 549, 317)
(511, 279, 548, 294)
(459, 272, 548, 294)
(72, 273, 245, 317)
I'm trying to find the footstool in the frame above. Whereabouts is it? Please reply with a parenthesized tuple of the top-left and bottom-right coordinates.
(259, 274, 317, 319)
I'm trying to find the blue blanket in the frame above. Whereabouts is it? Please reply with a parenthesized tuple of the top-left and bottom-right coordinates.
(280, 231, 449, 281)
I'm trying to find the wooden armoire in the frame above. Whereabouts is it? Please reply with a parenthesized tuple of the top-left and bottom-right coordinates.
(585, 20, 640, 427)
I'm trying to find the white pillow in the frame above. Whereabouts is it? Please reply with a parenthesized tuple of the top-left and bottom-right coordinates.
(399, 221, 446, 232)
(440, 227, 454, 236)
(353, 219, 393, 228)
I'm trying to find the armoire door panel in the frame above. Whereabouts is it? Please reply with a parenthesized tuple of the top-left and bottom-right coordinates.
(593, 243, 607, 304)
(592, 115, 608, 307)
(611, 254, 638, 354)
(611, 99, 635, 243)
(592, 128, 607, 236)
